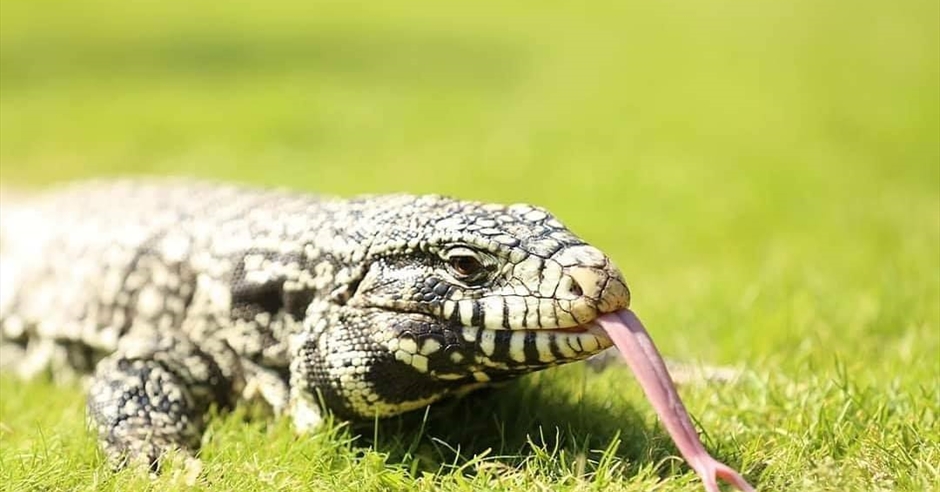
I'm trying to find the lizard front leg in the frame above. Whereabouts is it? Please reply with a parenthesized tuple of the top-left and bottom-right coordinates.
(86, 332, 242, 470)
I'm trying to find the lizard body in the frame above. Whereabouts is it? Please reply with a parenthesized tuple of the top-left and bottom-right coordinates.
(0, 179, 629, 468)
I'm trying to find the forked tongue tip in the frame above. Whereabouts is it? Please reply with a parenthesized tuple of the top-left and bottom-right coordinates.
(596, 309, 755, 492)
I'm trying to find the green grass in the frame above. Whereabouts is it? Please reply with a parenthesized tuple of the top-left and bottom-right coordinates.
(1, 0, 938, 490)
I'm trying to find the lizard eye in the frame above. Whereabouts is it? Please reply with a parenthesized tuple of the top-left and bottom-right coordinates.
(444, 247, 488, 282)
(449, 255, 483, 277)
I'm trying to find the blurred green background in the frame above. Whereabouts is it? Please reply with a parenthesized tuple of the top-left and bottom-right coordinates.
(2, 0, 936, 364)
(1, 0, 938, 489)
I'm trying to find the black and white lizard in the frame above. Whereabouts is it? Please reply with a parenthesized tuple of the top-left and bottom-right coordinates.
(0, 180, 754, 491)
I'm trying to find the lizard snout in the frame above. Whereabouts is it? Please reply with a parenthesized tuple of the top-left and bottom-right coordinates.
(552, 245, 631, 324)
(564, 265, 630, 312)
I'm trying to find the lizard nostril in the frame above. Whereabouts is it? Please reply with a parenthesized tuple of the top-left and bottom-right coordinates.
(569, 279, 584, 297)
(567, 267, 602, 300)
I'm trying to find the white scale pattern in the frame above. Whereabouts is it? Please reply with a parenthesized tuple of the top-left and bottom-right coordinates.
(0, 179, 630, 469)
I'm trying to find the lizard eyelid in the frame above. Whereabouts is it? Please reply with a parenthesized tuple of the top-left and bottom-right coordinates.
(443, 246, 491, 284)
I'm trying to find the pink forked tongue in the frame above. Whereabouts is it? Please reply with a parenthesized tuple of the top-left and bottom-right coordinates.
(596, 309, 755, 492)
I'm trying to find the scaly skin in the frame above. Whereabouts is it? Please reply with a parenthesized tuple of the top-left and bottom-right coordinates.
(0, 179, 629, 469)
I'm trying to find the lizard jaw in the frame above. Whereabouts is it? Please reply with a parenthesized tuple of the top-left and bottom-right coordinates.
(460, 319, 613, 369)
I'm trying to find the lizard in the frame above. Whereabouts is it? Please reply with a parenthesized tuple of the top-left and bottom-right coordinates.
(0, 179, 755, 491)
(0, 179, 629, 467)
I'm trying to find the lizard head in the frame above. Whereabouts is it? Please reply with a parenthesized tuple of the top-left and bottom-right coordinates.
(299, 195, 630, 419)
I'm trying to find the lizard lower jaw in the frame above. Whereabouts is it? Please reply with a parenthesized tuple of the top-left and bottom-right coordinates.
(464, 320, 613, 367)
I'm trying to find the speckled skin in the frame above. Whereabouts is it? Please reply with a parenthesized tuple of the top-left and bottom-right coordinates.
(0, 179, 630, 469)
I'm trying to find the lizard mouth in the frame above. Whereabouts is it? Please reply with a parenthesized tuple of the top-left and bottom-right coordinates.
(536, 316, 612, 336)
(544, 323, 590, 333)
(544, 324, 594, 334)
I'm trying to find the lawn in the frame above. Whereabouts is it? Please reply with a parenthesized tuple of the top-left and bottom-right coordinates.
(1, 0, 938, 491)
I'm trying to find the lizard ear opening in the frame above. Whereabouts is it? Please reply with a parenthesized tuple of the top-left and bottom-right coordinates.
(328, 266, 367, 305)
